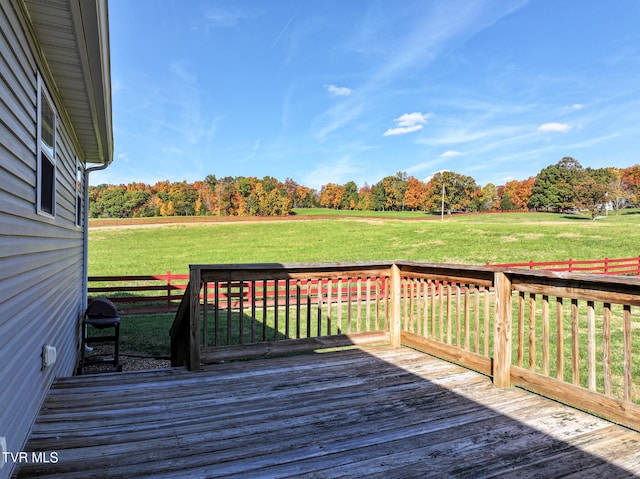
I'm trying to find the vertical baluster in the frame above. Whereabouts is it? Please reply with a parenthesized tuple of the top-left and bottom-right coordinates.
(239, 280, 244, 345)
(603, 302, 611, 395)
(326, 279, 332, 336)
(529, 293, 536, 371)
(455, 284, 461, 348)
(436, 281, 443, 339)
(251, 280, 256, 343)
(296, 279, 301, 339)
(623, 305, 632, 402)
(262, 279, 268, 342)
(337, 278, 343, 334)
(356, 278, 363, 333)
(375, 277, 381, 331)
(226, 281, 232, 346)
(587, 300, 596, 391)
(214, 281, 219, 347)
(517, 292, 525, 368)
(445, 283, 452, 343)
(571, 298, 580, 386)
(464, 284, 470, 350)
(430, 280, 436, 339)
(483, 287, 490, 357)
(556, 297, 564, 381)
(285, 279, 291, 339)
(274, 279, 279, 341)
(542, 295, 549, 376)
(317, 279, 323, 336)
(306, 280, 312, 338)
(421, 280, 428, 339)
(347, 278, 352, 334)
(402, 279, 409, 332)
(413, 279, 420, 337)
(366, 277, 372, 332)
(474, 285, 480, 353)
(445, 282, 452, 345)
(203, 282, 208, 348)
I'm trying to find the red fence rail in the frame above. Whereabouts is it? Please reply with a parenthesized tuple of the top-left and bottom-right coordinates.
(488, 256, 640, 276)
(88, 273, 383, 315)
(89, 256, 640, 315)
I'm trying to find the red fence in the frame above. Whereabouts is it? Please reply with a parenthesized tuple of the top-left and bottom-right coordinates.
(488, 256, 640, 276)
(89, 256, 640, 315)
(88, 273, 384, 315)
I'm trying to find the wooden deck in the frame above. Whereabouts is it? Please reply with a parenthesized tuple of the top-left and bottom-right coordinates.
(15, 347, 640, 478)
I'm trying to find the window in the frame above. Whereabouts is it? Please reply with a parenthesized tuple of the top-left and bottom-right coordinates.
(37, 75, 56, 216)
(76, 160, 83, 227)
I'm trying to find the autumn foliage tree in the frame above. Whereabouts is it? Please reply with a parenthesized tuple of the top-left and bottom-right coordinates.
(89, 159, 639, 219)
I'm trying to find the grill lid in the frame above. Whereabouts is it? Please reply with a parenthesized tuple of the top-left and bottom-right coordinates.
(86, 297, 118, 319)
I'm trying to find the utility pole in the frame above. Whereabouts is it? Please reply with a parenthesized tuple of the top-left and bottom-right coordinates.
(441, 181, 445, 221)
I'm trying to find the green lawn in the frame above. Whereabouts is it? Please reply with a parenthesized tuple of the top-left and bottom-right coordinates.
(89, 210, 640, 276)
(88, 210, 640, 359)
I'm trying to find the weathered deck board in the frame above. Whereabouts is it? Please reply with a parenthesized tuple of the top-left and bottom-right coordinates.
(15, 347, 640, 478)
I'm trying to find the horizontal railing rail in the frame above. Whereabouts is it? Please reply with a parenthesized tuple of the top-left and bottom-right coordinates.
(171, 260, 640, 432)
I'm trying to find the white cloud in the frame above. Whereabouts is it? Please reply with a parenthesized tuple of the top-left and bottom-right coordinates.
(383, 112, 432, 136)
(325, 84, 352, 96)
(441, 150, 462, 158)
(537, 122, 571, 133)
(570, 104, 584, 110)
(203, 7, 256, 28)
(396, 112, 431, 127)
(383, 125, 424, 136)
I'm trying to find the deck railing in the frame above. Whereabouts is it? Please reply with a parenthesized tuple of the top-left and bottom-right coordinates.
(90, 256, 640, 315)
(171, 261, 640, 431)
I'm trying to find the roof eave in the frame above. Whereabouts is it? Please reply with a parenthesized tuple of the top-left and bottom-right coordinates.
(71, 0, 113, 165)
(22, 0, 113, 166)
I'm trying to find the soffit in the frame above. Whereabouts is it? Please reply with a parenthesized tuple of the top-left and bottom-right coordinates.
(21, 0, 113, 165)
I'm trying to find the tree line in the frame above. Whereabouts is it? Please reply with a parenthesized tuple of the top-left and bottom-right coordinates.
(89, 158, 640, 219)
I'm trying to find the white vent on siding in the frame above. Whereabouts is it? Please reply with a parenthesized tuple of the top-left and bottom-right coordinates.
(42, 345, 57, 369)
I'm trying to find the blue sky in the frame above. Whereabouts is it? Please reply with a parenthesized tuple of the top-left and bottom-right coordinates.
(93, 0, 640, 190)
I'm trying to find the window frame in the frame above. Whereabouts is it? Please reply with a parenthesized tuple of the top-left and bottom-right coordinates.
(37, 74, 57, 217)
(76, 158, 84, 228)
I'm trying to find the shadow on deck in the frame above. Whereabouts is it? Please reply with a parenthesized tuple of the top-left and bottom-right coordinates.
(15, 346, 640, 478)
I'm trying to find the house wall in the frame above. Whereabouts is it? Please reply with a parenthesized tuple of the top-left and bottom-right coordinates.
(0, 1, 86, 476)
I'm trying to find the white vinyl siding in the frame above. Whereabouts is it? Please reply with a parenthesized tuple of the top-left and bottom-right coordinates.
(0, 2, 86, 477)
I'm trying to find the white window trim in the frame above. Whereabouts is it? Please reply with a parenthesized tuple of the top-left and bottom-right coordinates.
(37, 73, 57, 218)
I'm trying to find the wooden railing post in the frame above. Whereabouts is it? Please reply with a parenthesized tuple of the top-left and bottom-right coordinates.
(389, 263, 402, 348)
(493, 271, 512, 388)
(188, 266, 202, 370)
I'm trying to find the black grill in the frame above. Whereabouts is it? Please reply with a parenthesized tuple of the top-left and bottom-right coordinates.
(86, 297, 119, 319)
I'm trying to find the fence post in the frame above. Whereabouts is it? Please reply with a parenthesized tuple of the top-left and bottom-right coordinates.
(167, 270, 172, 309)
(188, 266, 202, 370)
(389, 263, 402, 348)
(493, 271, 512, 388)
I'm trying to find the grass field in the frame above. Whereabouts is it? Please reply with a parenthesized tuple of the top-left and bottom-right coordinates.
(89, 210, 640, 276)
(88, 210, 640, 360)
